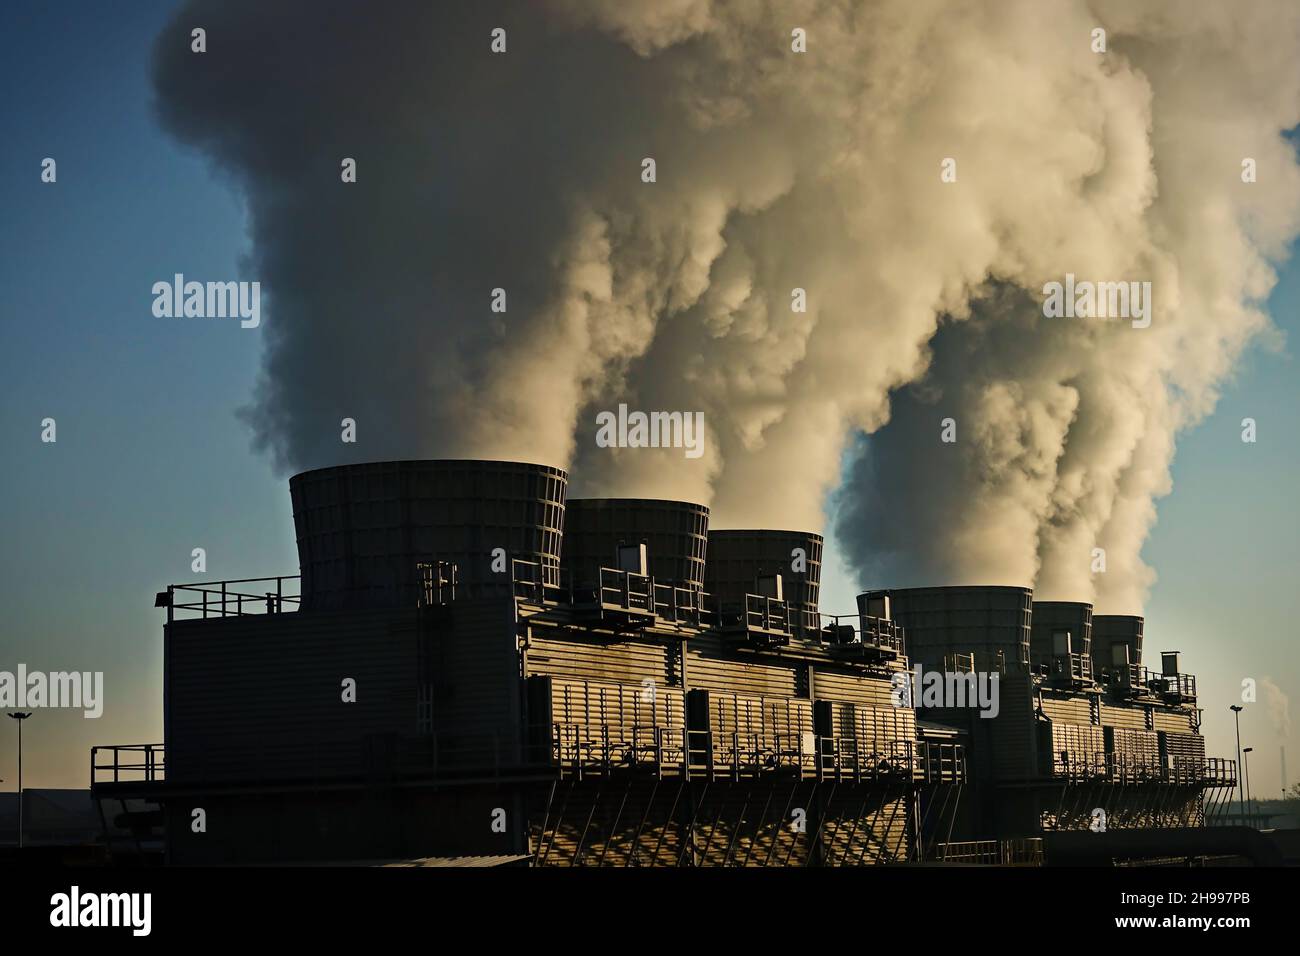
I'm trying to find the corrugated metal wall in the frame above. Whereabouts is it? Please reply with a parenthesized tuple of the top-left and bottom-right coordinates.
(825, 701, 916, 747)
(1040, 694, 1093, 725)
(1112, 727, 1160, 764)
(1100, 702, 1149, 730)
(1164, 731, 1206, 764)
(1048, 722, 1105, 762)
(708, 692, 814, 738)
(686, 635, 801, 696)
(1153, 709, 1197, 733)
(165, 607, 420, 783)
(813, 669, 899, 708)
(433, 598, 523, 742)
(546, 676, 685, 728)
(525, 632, 671, 687)
(990, 674, 1038, 780)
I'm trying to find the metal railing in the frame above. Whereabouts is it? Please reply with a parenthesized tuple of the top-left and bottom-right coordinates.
(91, 744, 165, 785)
(417, 561, 457, 606)
(943, 652, 976, 674)
(93, 733, 557, 790)
(551, 725, 964, 784)
(716, 593, 791, 640)
(818, 613, 906, 657)
(653, 581, 714, 628)
(91, 727, 971, 791)
(1103, 751, 1165, 783)
(1184, 756, 1236, 787)
(563, 565, 723, 629)
(1098, 662, 1146, 693)
(1147, 670, 1197, 700)
(592, 567, 656, 614)
(1036, 652, 1092, 683)
(935, 838, 1043, 865)
(1048, 748, 1108, 780)
(160, 577, 301, 622)
(1046, 750, 1236, 786)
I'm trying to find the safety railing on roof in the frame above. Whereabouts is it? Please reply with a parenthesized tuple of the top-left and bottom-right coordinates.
(716, 594, 791, 643)
(559, 564, 720, 628)
(653, 581, 713, 628)
(818, 613, 906, 658)
(94, 733, 561, 790)
(594, 567, 656, 614)
(91, 744, 165, 785)
(1146, 669, 1197, 701)
(1036, 652, 1092, 684)
(1098, 662, 1146, 693)
(157, 577, 301, 622)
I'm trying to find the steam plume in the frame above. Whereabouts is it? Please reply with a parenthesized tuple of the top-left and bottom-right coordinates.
(154, 0, 1300, 612)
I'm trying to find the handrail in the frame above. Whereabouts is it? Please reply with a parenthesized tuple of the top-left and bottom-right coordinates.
(818, 613, 906, 656)
(161, 576, 301, 622)
(943, 652, 976, 674)
(936, 838, 1043, 865)
(716, 593, 791, 639)
(1045, 749, 1236, 786)
(1035, 652, 1092, 682)
(91, 744, 165, 785)
(1142, 667, 1197, 700)
(91, 727, 972, 789)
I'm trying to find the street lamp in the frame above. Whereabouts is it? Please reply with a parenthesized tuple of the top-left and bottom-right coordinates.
(8, 713, 32, 850)
(1243, 747, 1254, 825)
(1229, 705, 1244, 822)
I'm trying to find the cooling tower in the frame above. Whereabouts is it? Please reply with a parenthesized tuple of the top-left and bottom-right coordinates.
(705, 530, 822, 635)
(1031, 601, 1093, 658)
(563, 498, 709, 590)
(289, 459, 567, 610)
(860, 585, 1033, 672)
(1092, 614, 1145, 670)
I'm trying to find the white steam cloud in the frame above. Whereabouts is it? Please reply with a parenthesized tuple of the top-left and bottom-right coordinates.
(1261, 677, 1292, 740)
(154, 0, 1300, 613)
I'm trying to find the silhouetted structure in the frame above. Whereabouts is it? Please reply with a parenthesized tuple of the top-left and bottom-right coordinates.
(92, 460, 1235, 865)
(860, 589, 1234, 848)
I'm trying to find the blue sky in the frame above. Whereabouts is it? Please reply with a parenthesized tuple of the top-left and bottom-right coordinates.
(1, 0, 1296, 798)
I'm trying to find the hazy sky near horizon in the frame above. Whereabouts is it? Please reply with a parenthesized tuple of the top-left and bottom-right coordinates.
(1, 0, 1297, 798)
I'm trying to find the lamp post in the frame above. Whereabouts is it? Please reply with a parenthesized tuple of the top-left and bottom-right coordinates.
(1243, 747, 1254, 826)
(1229, 705, 1244, 823)
(8, 713, 32, 849)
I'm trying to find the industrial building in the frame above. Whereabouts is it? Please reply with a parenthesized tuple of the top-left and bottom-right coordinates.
(859, 588, 1238, 861)
(91, 459, 1239, 865)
